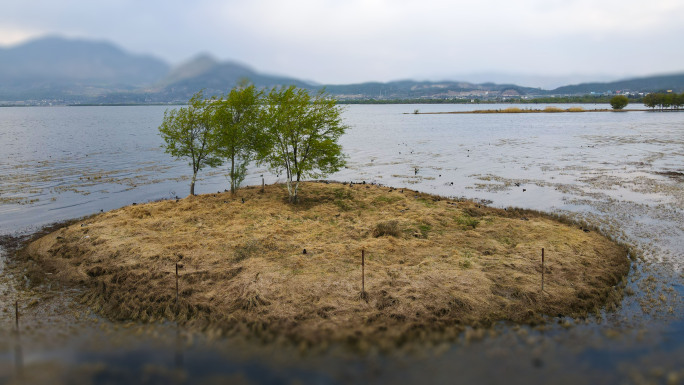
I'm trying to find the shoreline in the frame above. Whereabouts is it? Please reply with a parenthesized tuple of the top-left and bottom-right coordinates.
(15, 182, 631, 347)
(406, 107, 656, 114)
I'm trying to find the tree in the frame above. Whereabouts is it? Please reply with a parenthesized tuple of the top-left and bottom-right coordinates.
(675, 93, 684, 110)
(643, 93, 657, 109)
(212, 83, 263, 194)
(258, 86, 347, 203)
(159, 91, 222, 196)
(610, 95, 629, 110)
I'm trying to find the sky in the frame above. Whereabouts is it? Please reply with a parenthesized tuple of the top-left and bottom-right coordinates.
(1, 0, 683, 88)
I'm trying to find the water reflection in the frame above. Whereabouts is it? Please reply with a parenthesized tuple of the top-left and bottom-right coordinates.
(174, 323, 183, 371)
(12, 300, 23, 384)
(13, 337, 22, 384)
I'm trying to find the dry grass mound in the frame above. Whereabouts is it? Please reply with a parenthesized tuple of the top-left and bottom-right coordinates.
(20, 182, 630, 347)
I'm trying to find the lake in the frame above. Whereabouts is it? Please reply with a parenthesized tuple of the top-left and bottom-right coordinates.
(0, 104, 682, 384)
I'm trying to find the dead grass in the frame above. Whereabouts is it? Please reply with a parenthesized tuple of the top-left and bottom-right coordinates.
(436, 107, 608, 115)
(19, 182, 630, 348)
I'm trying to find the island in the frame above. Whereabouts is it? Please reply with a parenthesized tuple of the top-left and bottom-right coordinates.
(19, 182, 630, 348)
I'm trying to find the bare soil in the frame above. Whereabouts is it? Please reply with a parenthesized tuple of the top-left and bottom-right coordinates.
(18, 182, 630, 347)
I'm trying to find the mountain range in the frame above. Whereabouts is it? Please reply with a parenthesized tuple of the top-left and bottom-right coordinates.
(1, 36, 683, 104)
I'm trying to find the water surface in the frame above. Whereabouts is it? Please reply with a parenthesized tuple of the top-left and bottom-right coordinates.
(0, 104, 682, 384)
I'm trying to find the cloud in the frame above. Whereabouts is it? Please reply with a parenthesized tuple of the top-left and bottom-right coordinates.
(0, 26, 45, 46)
(0, 0, 682, 84)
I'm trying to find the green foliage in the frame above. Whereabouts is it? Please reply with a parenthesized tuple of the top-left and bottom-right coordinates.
(610, 95, 629, 110)
(417, 223, 432, 238)
(158, 90, 222, 196)
(456, 214, 480, 230)
(212, 83, 263, 194)
(643, 92, 684, 110)
(257, 86, 348, 203)
(416, 197, 435, 207)
(159, 85, 348, 200)
(373, 195, 403, 204)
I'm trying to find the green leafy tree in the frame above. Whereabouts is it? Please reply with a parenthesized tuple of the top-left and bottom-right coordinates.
(212, 83, 263, 194)
(258, 86, 347, 203)
(643, 93, 657, 109)
(159, 91, 222, 196)
(675, 93, 684, 110)
(610, 95, 629, 110)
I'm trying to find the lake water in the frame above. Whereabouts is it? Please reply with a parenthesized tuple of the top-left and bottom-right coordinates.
(0, 104, 682, 384)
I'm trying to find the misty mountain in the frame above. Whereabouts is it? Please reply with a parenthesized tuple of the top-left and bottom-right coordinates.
(550, 73, 684, 94)
(322, 80, 541, 99)
(157, 54, 220, 87)
(2, 36, 684, 104)
(440, 73, 624, 90)
(0, 36, 169, 100)
(152, 55, 314, 101)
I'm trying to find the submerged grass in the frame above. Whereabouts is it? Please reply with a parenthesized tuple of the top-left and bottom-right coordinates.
(18, 182, 630, 348)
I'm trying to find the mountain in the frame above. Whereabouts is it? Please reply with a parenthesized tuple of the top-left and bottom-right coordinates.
(157, 54, 219, 87)
(2, 36, 683, 104)
(321, 80, 541, 100)
(550, 73, 684, 95)
(151, 55, 314, 101)
(0, 36, 169, 100)
(436, 72, 624, 90)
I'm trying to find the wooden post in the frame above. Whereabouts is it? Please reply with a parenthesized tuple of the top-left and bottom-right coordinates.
(15, 300, 19, 333)
(362, 249, 366, 295)
(175, 263, 179, 305)
(541, 248, 545, 293)
(261, 177, 265, 193)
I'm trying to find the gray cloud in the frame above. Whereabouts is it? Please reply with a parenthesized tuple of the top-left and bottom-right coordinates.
(1, 0, 683, 85)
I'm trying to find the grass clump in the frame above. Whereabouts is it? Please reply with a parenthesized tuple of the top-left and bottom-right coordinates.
(233, 238, 261, 262)
(456, 214, 480, 229)
(373, 220, 401, 237)
(501, 107, 525, 113)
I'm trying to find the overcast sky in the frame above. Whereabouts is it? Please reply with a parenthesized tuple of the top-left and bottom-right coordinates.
(1, 0, 683, 87)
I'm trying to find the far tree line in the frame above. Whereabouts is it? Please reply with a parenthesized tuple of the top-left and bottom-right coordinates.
(158, 84, 347, 203)
(643, 92, 684, 110)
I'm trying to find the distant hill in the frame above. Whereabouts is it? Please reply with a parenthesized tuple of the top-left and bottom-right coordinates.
(157, 54, 220, 87)
(322, 80, 541, 100)
(0, 36, 169, 100)
(1, 36, 683, 104)
(149, 55, 314, 102)
(550, 73, 684, 94)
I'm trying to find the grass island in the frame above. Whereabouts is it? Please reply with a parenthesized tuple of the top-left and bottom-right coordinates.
(19, 182, 630, 348)
(408, 106, 649, 114)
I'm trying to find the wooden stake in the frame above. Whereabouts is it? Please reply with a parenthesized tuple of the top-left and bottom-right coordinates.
(15, 300, 19, 333)
(175, 263, 179, 305)
(261, 177, 265, 193)
(541, 248, 545, 293)
(362, 249, 366, 295)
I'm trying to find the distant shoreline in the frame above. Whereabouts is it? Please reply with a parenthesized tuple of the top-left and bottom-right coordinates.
(406, 107, 662, 115)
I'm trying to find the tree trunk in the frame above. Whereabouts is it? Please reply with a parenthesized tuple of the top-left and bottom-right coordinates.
(230, 154, 236, 194)
(190, 171, 197, 196)
(293, 181, 300, 203)
(286, 178, 296, 203)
